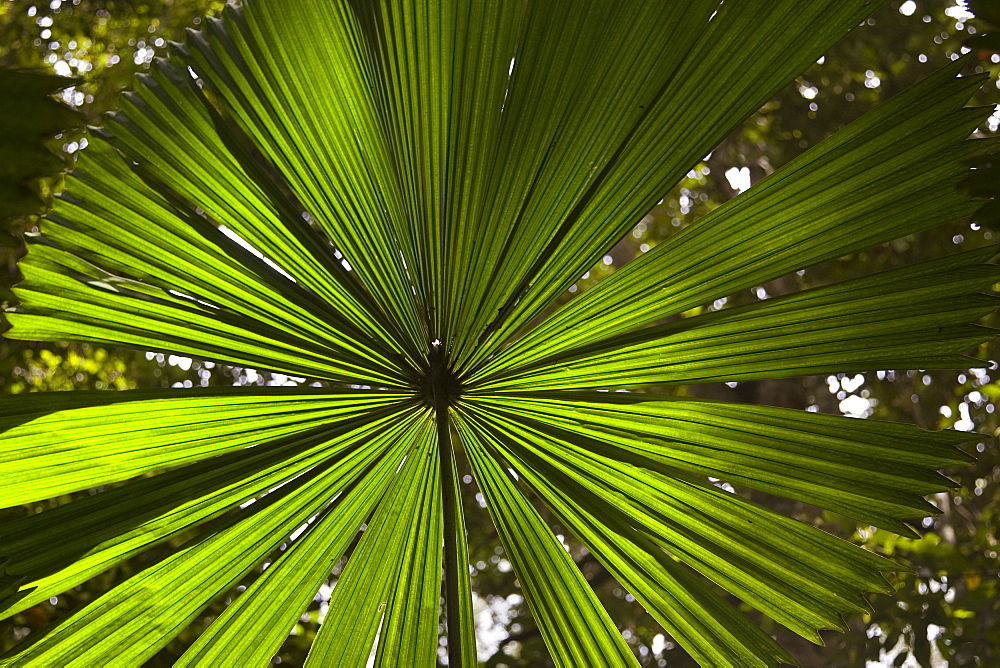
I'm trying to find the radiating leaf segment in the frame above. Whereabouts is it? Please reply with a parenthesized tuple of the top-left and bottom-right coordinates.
(0, 1, 996, 666)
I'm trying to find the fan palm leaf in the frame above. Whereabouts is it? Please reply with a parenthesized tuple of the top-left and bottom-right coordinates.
(1, 1, 996, 665)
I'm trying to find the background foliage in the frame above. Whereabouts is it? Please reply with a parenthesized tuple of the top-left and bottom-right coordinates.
(0, 0, 997, 665)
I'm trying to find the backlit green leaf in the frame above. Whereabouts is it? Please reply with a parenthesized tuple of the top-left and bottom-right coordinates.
(1, 0, 995, 665)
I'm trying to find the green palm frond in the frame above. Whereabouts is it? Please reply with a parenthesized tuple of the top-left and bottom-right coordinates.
(1, 1, 996, 666)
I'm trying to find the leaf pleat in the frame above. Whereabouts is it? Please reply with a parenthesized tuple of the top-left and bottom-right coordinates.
(101, 59, 412, 357)
(442, 0, 717, 356)
(0, 395, 419, 618)
(462, 405, 900, 644)
(473, 58, 993, 376)
(468, 392, 975, 534)
(454, 412, 639, 667)
(347, 1, 525, 341)
(475, 248, 999, 390)
(461, 409, 794, 667)
(454, 0, 878, 369)
(176, 3, 428, 349)
(0, 417, 418, 667)
(441, 439, 478, 668)
(176, 416, 427, 667)
(0, 388, 408, 505)
(9, 138, 410, 385)
(306, 420, 440, 667)
(373, 426, 446, 668)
